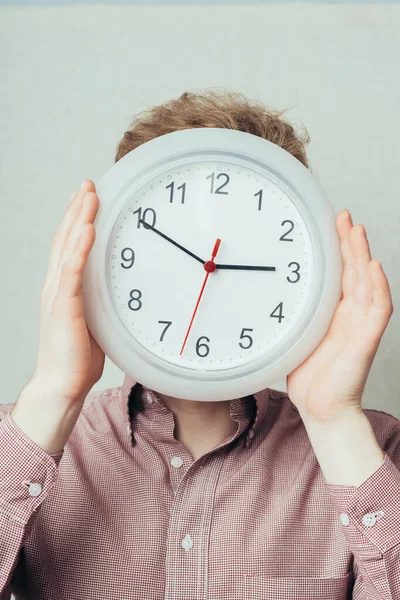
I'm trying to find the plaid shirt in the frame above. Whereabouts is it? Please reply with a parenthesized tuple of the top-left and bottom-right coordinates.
(0, 374, 399, 599)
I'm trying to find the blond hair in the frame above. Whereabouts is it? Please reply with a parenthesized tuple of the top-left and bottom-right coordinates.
(115, 90, 310, 167)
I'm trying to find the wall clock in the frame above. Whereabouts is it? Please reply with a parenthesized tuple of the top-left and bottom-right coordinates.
(82, 128, 342, 401)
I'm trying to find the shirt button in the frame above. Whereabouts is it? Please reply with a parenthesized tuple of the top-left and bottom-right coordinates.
(340, 513, 350, 526)
(362, 513, 377, 527)
(170, 456, 183, 468)
(146, 393, 153, 404)
(181, 534, 193, 550)
(248, 429, 255, 440)
(28, 483, 42, 497)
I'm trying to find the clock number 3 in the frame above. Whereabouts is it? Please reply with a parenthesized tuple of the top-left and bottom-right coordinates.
(286, 262, 301, 283)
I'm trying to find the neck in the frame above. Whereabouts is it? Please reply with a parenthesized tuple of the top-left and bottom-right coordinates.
(158, 393, 238, 461)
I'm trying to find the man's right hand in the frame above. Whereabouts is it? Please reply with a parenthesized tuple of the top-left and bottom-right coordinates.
(11, 179, 105, 454)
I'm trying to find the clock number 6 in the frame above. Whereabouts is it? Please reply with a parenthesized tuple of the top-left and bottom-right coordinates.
(239, 328, 253, 349)
(196, 336, 210, 357)
(286, 262, 301, 283)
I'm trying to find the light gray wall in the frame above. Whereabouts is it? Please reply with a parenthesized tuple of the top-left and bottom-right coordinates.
(1, 4, 399, 423)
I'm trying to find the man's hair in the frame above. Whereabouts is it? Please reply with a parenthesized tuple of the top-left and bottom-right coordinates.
(116, 90, 311, 443)
(114, 90, 310, 168)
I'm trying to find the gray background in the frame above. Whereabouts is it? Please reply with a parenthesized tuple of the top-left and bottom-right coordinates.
(1, 3, 399, 424)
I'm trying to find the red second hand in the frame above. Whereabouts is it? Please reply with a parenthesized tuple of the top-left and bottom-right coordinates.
(180, 238, 222, 356)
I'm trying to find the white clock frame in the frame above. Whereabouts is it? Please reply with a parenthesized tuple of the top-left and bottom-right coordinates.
(82, 128, 342, 401)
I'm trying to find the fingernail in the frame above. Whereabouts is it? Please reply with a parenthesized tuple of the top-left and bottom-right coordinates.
(80, 180, 86, 189)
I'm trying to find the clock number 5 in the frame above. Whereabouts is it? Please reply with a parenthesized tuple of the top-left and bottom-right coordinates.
(239, 328, 253, 349)
(286, 262, 301, 283)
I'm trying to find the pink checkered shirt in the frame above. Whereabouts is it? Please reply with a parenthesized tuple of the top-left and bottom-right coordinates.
(0, 374, 399, 599)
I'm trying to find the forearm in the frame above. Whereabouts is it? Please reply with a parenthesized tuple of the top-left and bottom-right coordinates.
(304, 410, 385, 486)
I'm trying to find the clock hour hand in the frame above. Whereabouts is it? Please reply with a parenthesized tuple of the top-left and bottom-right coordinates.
(139, 219, 205, 265)
(215, 264, 276, 271)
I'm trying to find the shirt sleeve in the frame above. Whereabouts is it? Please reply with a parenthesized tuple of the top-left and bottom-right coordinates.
(324, 419, 400, 599)
(0, 408, 63, 595)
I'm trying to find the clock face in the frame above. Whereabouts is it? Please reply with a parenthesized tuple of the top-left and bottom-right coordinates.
(105, 159, 314, 372)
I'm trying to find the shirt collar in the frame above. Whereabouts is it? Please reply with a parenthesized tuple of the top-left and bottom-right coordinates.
(119, 373, 287, 449)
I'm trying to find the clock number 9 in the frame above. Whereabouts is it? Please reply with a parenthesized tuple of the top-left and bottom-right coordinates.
(128, 289, 142, 311)
(207, 172, 230, 194)
(133, 207, 157, 229)
(120, 247, 135, 269)
(239, 328, 253, 349)
(196, 336, 210, 357)
(286, 262, 301, 283)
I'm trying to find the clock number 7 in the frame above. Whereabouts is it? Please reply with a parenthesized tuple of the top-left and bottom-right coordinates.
(158, 320, 172, 341)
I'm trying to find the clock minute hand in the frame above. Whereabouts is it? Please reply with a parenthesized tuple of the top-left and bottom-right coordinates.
(139, 219, 205, 265)
(215, 264, 276, 271)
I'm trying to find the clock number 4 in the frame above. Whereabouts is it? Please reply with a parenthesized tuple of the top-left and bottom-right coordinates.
(207, 172, 230, 194)
(270, 302, 285, 323)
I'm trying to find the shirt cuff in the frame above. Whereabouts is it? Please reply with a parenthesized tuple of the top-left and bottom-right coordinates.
(0, 412, 63, 526)
(325, 453, 400, 554)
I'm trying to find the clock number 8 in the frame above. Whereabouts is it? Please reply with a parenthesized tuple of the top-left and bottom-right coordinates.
(196, 336, 210, 357)
(128, 289, 142, 311)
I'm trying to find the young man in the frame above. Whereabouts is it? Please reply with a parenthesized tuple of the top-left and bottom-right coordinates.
(1, 91, 398, 600)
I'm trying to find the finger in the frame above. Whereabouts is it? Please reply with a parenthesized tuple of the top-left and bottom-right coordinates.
(336, 209, 356, 298)
(369, 259, 393, 320)
(351, 224, 373, 308)
(44, 179, 96, 288)
(57, 223, 96, 301)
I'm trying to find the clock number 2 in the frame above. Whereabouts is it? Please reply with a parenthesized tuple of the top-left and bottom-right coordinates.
(128, 289, 142, 311)
(279, 220, 294, 242)
(270, 302, 285, 323)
